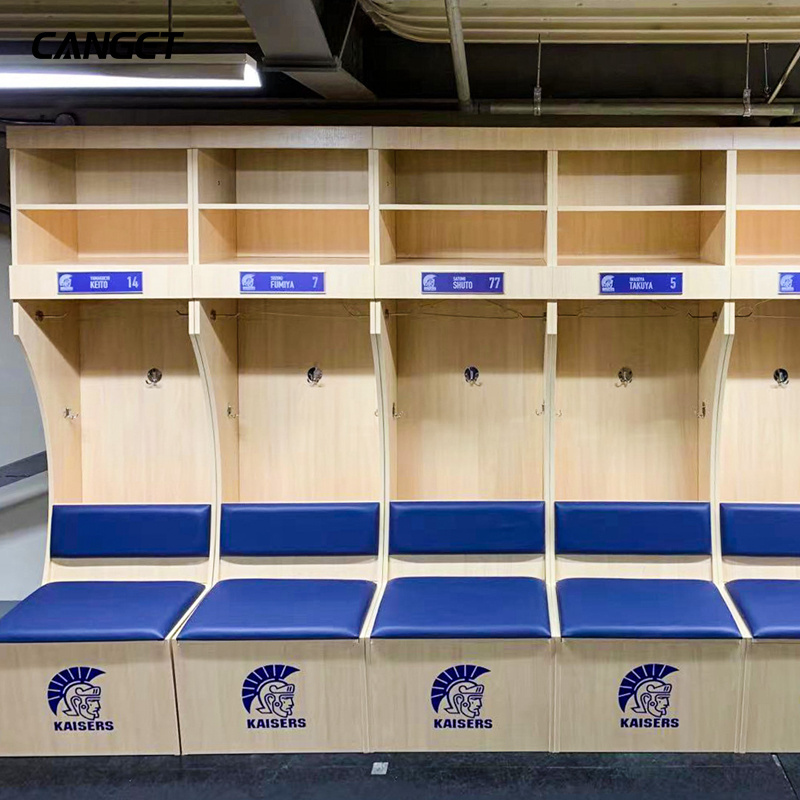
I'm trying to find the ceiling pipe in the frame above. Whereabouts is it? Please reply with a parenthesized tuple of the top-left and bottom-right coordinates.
(768, 43, 800, 104)
(444, 0, 472, 112)
(479, 100, 798, 117)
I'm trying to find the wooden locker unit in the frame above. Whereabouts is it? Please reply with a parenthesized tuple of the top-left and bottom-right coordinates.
(0, 299, 216, 756)
(551, 300, 747, 752)
(718, 300, 800, 752)
(367, 300, 555, 752)
(172, 299, 384, 753)
(194, 143, 373, 299)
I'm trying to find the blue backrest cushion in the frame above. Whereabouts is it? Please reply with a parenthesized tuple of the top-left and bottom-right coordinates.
(555, 502, 711, 555)
(221, 503, 380, 557)
(389, 501, 545, 555)
(51, 504, 211, 559)
(721, 503, 800, 557)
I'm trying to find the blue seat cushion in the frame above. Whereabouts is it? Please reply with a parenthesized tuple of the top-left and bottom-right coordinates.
(0, 581, 204, 643)
(221, 503, 379, 557)
(721, 504, 800, 557)
(390, 502, 545, 555)
(178, 579, 376, 640)
(727, 580, 800, 639)
(51, 504, 211, 559)
(555, 502, 711, 555)
(371, 577, 551, 639)
(557, 578, 740, 639)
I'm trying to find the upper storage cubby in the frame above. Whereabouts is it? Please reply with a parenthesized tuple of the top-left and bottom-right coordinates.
(387, 300, 547, 500)
(377, 150, 548, 275)
(736, 152, 800, 267)
(13, 149, 188, 206)
(196, 149, 370, 268)
(557, 151, 728, 269)
(555, 300, 723, 501)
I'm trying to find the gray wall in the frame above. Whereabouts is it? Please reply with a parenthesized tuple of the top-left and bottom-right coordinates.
(0, 141, 48, 600)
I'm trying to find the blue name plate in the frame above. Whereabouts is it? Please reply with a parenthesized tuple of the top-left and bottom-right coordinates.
(779, 273, 800, 294)
(57, 271, 142, 294)
(240, 272, 325, 294)
(421, 272, 504, 294)
(600, 273, 683, 295)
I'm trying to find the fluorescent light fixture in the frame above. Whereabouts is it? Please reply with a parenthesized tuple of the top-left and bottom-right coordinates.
(0, 54, 261, 90)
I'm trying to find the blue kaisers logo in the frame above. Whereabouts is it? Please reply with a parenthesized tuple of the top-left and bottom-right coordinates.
(618, 663, 679, 729)
(242, 664, 306, 730)
(58, 273, 73, 292)
(431, 665, 492, 729)
(48, 666, 113, 732)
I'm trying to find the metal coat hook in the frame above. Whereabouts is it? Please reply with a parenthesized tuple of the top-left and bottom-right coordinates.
(464, 366, 481, 386)
(35, 310, 67, 322)
(616, 367, 633, 388)
(535, 402, 545, 416)
(392, 402, 404, 419)
(227, 404, 239, 419)
(63, 408, 79, 420)
(696, 402, 707, 419)
(774, 368, 790, 388)
(307, 366, 323, 386)
(145, 367, 163, 387)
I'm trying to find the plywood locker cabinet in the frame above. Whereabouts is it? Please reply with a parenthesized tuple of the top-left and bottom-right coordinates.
(367, 300, 555, 752)
(718, 300, 800, 752)
(0, 299, 215, 756)
(172, 299, 384, 753)
(552, 300, 747, 752)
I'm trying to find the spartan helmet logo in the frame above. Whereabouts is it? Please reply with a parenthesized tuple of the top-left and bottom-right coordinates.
(242, 664, 300, 718)
(431, 665, 490, 719)
(47, 667, 104, 721)
(255, 679, 295, 718)
(618, 664, 678, 719)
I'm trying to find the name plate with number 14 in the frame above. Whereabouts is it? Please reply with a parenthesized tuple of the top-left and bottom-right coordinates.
(58, 272, 142, 294)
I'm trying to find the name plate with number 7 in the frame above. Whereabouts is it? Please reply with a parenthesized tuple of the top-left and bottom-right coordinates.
(240, 271, 325, 294)
(58, 272, 142, 294)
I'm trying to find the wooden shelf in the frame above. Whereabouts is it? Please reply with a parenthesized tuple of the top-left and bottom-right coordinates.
(736, 255, 800, 268)
(737, 151, 800, 207)
(559, 205, 725, 212)
(380, 204, 547, 212)
(737, 205, 800, 212)
(17, 203, 190, 211)
(558, 255, 721, 268)
(390, 257, 547, 268)
(198, 203, 369, 211)
(737, 209, 800, 266)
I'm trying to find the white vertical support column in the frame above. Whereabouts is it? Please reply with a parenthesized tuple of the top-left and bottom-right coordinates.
(9, 149, 18, 270)
(543, 301, 560, 752)
(188, 299, 219, 587)
(187, 149, 199, 284)
(368, 148, 379, 299)
(726, 150, 738, 297)
(546, 151, 559, 298)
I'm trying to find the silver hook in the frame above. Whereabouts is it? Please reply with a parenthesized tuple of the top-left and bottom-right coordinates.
(307, 366, 323, 386)
(535, 402, 545, 416)
(226, 404, 239, 419)
(145, 367, 163, 387)
(696, 402, 707, 419)
(63, 408, 79, 421)
(775, 368, 790, 388)
(464, 366, 481, 386)
(616, 367, 633, 388)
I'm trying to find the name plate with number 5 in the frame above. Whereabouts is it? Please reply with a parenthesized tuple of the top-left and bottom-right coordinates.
(58, 272, 142, 294)
(421, 272, 504, 294)
(600, 273, 683, 295)
(240, 271, 325, 294)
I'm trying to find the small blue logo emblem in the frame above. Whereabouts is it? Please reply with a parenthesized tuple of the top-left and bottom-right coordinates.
(431, 665, 493, 729)
(241, 273, 256, 292)
(619, 663, 679, 729)
(422, 274, 437, 292)
(600, 274, 615, 292)
(58, 273, 73, 292)
(242, 664, 307, 730)
(48, 666, 113, 731)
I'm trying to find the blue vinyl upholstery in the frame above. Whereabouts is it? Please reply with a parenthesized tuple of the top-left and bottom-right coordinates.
(51, 504, 211, 559)
(221, 503, 380, 557)
(727, 580, 800, 639)
(389, 501, 545, 555)
(178, 579, 376, 640)
(557, 578, 740, 639)
(721, 503, 800, 557)
(371, 577, 550, 639)
(0, 581, 203, 642)
(555, 502, 711, 555)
